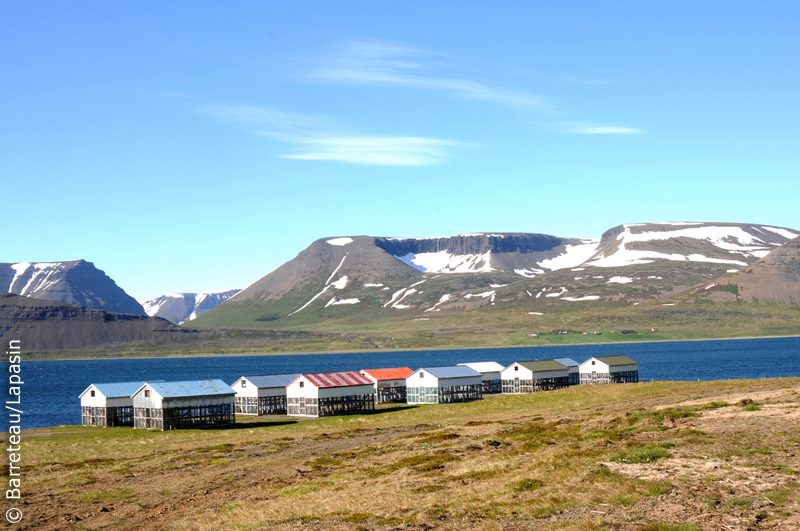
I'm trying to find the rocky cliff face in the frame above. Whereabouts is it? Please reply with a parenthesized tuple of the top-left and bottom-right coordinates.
(0, 260, 144, 315)
(0, 293, 175, 351)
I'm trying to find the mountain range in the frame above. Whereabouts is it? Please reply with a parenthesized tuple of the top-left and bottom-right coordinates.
(193, 222, 800, 328)
(141, 289, 242, 324)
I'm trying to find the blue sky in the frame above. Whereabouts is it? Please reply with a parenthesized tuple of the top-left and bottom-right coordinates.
(2, 2, 799, 302)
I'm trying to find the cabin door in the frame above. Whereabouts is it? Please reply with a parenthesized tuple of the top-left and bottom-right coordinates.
(514, 378, 520, 393)
(298, 397, 306, 416)
(591, 371, 597, 384)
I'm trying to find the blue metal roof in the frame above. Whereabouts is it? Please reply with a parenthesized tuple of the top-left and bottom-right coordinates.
(239, 374, 301, 389)
(143, 379, 235, 399)
(420, 366, 482, 379)
(552, 357, 579, 368)
(80, 381, 162, 399)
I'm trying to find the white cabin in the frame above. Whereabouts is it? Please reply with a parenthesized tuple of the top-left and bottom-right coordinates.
(457, 361, 504, 393)
(286, 371, 375, 418)
(79, 381, 155, 427)
(552, 357, 580, 385)
(579, 355, 639, 384)
(406, 366, 483, 404)
(131, 380, 235, 430)
(231, 373, 300, 415)
(501, 360, 571, 393)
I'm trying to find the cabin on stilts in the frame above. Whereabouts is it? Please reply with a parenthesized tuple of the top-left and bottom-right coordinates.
(579, 355, 639, 385)
(457, 361, 504, 394)
(79, 381, 157, 427)
(359, 367, 414, 403)
(131, 380, 235, 430)
(231, 373, 300, 415)
(286, 371, 375, 418)
(500, 360, 571, 394)
(406, 366, 483, 404)
(552, 357, 581, 386)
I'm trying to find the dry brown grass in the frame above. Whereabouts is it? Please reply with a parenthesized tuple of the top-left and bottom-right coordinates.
(9, 378, 800, 530)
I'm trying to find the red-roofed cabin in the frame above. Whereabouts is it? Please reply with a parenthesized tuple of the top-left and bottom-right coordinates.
(360, 367, 414, 403)
(286, 371, 375, 418)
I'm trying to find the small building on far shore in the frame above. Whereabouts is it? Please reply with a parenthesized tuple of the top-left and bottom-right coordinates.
(457, 361, 504, 394)
(131, 380, 236, 430)
(360, 367, 414, 403)
(500, 360, 571, 394)
(231, 373, 300, 415)
(579, 355, 639, 385)
(286, 372, 375, 418)
(406, 366, 483, 404)
(80, 381, 156, 427)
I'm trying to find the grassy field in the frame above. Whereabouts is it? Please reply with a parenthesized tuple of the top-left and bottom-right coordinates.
(8, 378, 800, 530)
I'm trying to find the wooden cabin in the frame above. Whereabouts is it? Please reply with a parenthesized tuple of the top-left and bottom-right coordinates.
(457, 361, 504, 394)
(501, 360, 571, 394)
(231, 373, 300, 415)
(286, 371, 375, 418)
(79, 381, 154, 427)
(406, 366, 483, 404)
(131, 380, 235, 430)
(579, 355, 639, 384)
(552, 357, 580, 385)
(360, 367, 414, 403)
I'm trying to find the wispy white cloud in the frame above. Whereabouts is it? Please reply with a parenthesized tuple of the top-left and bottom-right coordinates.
(549, 121, 645, 135)
(306, 40, 552, 111)
(203, 104, 460, 166)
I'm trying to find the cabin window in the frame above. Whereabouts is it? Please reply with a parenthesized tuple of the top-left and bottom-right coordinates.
(514, 366, 518, 371)
(420, 372, 424, 378)
(242, 380, 247, 388)
(144, 390, 150, 398)
(591, 361, 595, 365)
(299, 381, 304, 388)
(90, 390, 95, 397)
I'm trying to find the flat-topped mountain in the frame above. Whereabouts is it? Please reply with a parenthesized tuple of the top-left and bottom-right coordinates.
(141, 289, 242, 324)
(0, 260, 144, 315)
(192, 222, 799, 328)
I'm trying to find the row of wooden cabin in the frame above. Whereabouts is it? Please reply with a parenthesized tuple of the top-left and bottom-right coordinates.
(80, 355, 638, 430)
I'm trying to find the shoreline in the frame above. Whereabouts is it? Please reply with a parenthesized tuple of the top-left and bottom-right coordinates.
(22, 331, 800, 362)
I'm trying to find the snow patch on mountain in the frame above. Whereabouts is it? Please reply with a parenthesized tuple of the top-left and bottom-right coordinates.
(537, 241, 600, 271)
(608, 276, 634, 284)
(762, 227, 799, 240)
(425, 294, 452, 313)
(326, 237, 353, 246)
(324, 297, 360, 307)
(395, 250, 494, 274)
(141, 289, 242, 324)
(562, 296, 601, 301)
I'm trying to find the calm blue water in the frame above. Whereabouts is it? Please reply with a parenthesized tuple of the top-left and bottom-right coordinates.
(7, 336, 800, 430)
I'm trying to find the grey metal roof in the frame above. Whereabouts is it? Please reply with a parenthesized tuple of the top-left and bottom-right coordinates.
(142, 379, 235, 399)
(79, 381, 162, 399)
(237, 374, 301, 389)
(515, 360, 569, 372)
(420, 366, 482, 379)
(589, 355, 638, 366)
(552, 357, 579, 368)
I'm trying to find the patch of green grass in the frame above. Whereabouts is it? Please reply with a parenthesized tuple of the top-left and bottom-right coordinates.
(765, 487, 794, 506)
(386, 453, 462, 473)
(55, 488, 76, 494)
(729, 497, 753, 507)
(222, 502, 244, 510)
(511, 478, 544, 492)
(609, 446, 671, 464)
(207, 459, 227, 465)
(75, 487, 134, 503)
(415, 432, 460, 444)
(305, 456, 343, 469)
(341, 512, 374, 523)
(696, 401, 731, 410)
(744, 404, 762, 411)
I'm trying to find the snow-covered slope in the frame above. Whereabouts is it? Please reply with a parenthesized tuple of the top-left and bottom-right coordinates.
(141, 289, 241, 324)
(0, 260, 144, 315)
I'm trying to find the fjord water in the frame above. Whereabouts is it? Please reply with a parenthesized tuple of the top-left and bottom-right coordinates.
(17, 337, 800, 430)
